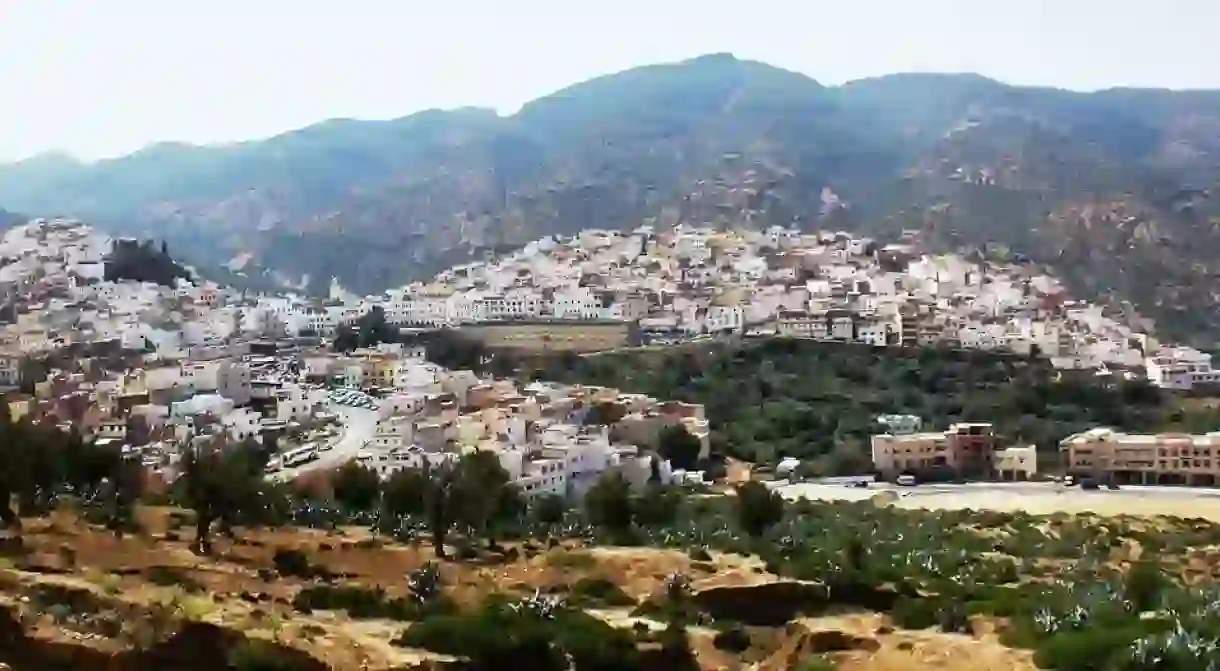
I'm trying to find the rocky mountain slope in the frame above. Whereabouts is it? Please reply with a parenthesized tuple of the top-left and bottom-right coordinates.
(3, 54, 1220, 342)
(0, 209, 23, 230)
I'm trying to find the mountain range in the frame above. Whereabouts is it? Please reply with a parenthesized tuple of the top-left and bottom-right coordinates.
(3, 53, 1220, 344)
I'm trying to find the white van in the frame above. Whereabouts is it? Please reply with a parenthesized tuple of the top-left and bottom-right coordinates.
(282, 445, 320, 468)
(896, 474, 917, 487)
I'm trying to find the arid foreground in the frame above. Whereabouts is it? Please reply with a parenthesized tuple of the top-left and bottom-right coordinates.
(9, 496, 1220, 671)
(0, 504, 1060, 671)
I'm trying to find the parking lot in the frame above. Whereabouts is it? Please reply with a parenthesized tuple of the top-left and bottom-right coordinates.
(327, 388, 379, 411)
(776, 480, 1220, 520)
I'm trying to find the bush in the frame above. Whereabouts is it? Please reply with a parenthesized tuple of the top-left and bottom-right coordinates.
(227, 640, 317, 670)
(397, 594, 641, 670)
(712, 625, 752, 652)
(1123, 561, 1167, 612)
(293, 584, 453, 621)
(735, 482, 784, 537)
(568, 577, 636, 608)
(272, 548, 314, 578)
(1033, 624, 1156, 670)
(146, 566, 204, 593)
(890, 597, 940, 630)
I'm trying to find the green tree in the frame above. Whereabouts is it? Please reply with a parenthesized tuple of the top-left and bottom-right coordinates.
(107, 454, 145, 537)
(657, 425, 703, 471)
(0, 408, 21, 528)
(632, 485, 683, 527)
(735, 481, 785, 538)
(422, 460, 456, 559)
(12, 420, 66, 516)
(331, 461, 381, 511)
(179, 444, 265, 554)
(382, 467, 429, 517)
(450, 450, 518, 548)
(333, 325, 358, 353)
(585, 471, 634, 535)
(532, 493, 567, 526)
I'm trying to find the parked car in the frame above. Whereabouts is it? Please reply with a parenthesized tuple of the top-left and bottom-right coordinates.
(1106, 482, 1121, 490)
(1080, 478, 1100, 490)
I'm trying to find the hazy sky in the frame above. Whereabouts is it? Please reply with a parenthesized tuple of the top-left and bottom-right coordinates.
(2, 0, 1216, 162)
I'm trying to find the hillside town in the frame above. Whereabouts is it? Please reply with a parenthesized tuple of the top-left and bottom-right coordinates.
(365, 225, 1210, 385)
(2, 217, 1219, 496)
(0, 218, 713, 497)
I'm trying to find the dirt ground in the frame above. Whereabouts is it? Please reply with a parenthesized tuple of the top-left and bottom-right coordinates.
(0, 505, 1050, 670)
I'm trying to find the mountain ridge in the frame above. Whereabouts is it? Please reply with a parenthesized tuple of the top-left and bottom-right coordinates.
(3, 54, 1220, 343)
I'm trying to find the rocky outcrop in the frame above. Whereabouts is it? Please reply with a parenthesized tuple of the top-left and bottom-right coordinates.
(753, 622, 880, 671)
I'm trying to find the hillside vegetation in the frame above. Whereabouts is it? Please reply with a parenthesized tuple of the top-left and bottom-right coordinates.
(438, 338, 1220, 471)
(3, 55, 1220, 341)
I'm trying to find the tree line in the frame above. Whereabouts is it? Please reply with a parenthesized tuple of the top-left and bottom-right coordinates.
(0, 404, 143, 533)
(104, 239, 190, 287)
(0, 405, 772, 561)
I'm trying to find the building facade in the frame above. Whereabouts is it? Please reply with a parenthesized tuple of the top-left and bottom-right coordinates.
(871, 422, 996, 479)
(458, 320, 637, 353)
(1061, 428, 1220, 485)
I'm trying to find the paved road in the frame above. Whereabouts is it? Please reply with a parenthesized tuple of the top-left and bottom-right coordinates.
(269, 403, 379, 482)
(775, 480, 1220, 515)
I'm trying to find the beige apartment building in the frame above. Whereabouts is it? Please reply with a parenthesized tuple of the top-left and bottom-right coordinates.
(1060, 428, 1220, 485)
(870, 422, 996, 479)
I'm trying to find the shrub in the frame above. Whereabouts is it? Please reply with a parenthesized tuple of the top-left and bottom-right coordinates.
(227, 640, 316, 670)
(146, 566, 204, 593)
(1033, 623, 1164, 670)
(890, 597, 940, 630)
(735, 482, 784, 538)
(712, 625, 752, 652)
(396, 594, 641, 670)
(293, 584, 453, 621)
(1124, 561, 1167, 612)
(796, 657, 838, 671)
(567, 577, 636, 608)
(272, 548, 314, 579)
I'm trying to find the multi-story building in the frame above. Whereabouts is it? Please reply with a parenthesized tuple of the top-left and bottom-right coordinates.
(1060, 428, 1220, 485)
(1145, 347, 1220, 390)
(370, 413, 414, 451)
(870, 422, 996, 479)
(0, 352, 21, 387)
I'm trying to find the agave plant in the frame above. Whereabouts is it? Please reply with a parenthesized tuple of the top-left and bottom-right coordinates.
(663, 570, 691, 605)
(1124, 621, 1220, 670)
(407, 561, 443, 604)
(512, 588, 565, 620)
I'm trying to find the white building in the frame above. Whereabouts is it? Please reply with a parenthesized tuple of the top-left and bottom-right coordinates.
(1146, 347, 1220, 390)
